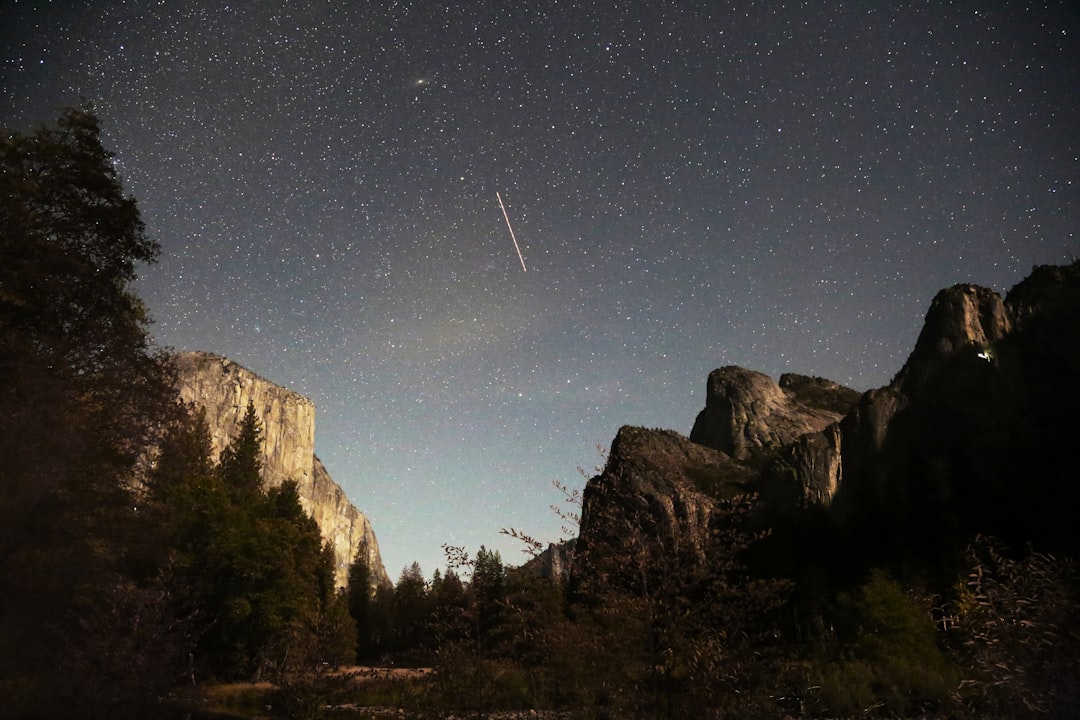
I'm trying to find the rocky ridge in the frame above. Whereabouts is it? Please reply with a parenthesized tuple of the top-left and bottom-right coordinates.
(773, 268, 1079, 558)
(172, 351, 390, 589)
(574, 261, 1080, 584)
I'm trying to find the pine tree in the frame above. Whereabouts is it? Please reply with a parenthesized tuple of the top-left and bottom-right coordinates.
(393, 563, 430, 657)
(160, 414, 346, 681)
(218, 400, 264, 503)
(471, 546, 506, 648)
(347, 546, 373, 661)
(0, 104, 176, 718)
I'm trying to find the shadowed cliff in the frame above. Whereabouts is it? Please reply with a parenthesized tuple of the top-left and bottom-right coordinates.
(573, 260, 1080, 587)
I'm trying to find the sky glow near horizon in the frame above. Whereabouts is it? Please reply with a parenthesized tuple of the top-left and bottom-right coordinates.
(3, 1, 1077, 580)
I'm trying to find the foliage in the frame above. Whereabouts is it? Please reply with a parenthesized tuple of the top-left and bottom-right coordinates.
(571, 478, 794, 717)
(1, 103, 161, 382)
(485, 465, 789, 718)
(390, 561, 432, 661)
(269, 590, 359, 720)
(551, 476, 584, 538)
(150, 400, 352, 685)
(4, 102, 353, 716)
(325, 504, 1075, 720)
(948, 535, 1080, 718)
(0, 104, 178, 718)
(346, 544, 374, 661)
(418, 546, 530, 715)
(472, 546, 507, 644)
(218, 400, 265, 504)
(807, 569, 959, 717)
(60, 571, 197, 717)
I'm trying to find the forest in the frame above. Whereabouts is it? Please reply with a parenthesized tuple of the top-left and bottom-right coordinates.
(1, 107, 1077, 720)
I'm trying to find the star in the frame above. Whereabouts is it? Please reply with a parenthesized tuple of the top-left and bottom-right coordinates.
(3, 0, 1075, 579)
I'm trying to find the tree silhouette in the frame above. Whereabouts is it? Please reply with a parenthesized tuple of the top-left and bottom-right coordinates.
(218, 400, 264, 504)
(346, 544, 373, 661)
(0, 104, 177, 718)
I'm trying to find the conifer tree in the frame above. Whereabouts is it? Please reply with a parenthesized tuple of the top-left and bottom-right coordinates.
(347, 546, 373, 661)
(0, 104, 176, 718)
(471, 546, 506, 647)
(393, 562, 430, 657)
(218, 400, 264, 503)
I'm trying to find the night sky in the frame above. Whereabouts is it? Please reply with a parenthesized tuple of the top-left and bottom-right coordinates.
(4, 1, 1077, 580)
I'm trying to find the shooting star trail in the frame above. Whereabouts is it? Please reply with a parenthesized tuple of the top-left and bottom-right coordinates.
(496, 191, 528, 272)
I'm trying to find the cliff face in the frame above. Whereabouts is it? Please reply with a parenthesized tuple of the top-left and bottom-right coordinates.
(573, 426, 754, 587)
(690, 368, 856, 461)
(523, 539, 577, 581)
(685, 270, 1077, 541)
(577, 261, 1080, 581)
(310, 455, 387, 589)
(768, 264, 1080, 560)
(172, 351, 390, 589)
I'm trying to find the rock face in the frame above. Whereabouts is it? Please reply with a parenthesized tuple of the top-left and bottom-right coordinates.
(690, 368, 856, 460)
(766, 264, 1080, 560)
(523, 539, 577, 581)
(574, 426, 754, 587)
(172, 351, 390, 589)
(899, 283, 1012, 389)
(576, 261, 1080, 582)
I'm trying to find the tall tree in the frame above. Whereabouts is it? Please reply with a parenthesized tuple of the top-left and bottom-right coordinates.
(151, 406, 352, 682)
(347, 545, 373, 661)
(393, 562, 431, 657)
(0, 104, 172, 484)
(471, 546, 506, 648)
(0, 104, 177, 717)
(218, 400, 264, 503)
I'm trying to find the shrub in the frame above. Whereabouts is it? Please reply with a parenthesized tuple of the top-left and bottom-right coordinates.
(810, 569, 958, 717)
(949, 535, 1080, 718)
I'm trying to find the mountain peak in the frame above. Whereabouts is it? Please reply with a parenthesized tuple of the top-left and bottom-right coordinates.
(689, 366, 856, 460)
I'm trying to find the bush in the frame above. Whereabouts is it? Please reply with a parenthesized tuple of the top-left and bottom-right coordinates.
(809, 569, 958, 717)
(949, 535, 1080, 718)
(426, 646, 536, 715)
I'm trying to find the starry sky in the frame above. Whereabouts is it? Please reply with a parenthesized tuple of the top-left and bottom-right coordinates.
(4, 1, 1078, 581)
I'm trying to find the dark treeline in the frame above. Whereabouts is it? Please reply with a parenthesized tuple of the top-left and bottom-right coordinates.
(0, 106, 356, 718)
(346, 482, 1079, 720)
(3, 107, 1078, 720)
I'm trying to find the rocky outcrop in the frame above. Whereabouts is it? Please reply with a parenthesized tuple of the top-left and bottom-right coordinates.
(591, 427, 728, 551)
(778, 373, 862, 417)
(172, 351, 390, 589)
(765, 282, 1021, 526)
(689, 368, 855, 461)
(310, 456, 388, 588)
(893, 283, 1012, 394)
(573, 426, 754, 588)
(765, 263, 1080, 560)
(577, 261, 1080, 583)
(172, 352, 315, 489)
(523, 539, 577, 581)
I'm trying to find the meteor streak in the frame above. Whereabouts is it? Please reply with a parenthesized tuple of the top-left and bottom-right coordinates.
(496, 191, 527, 272)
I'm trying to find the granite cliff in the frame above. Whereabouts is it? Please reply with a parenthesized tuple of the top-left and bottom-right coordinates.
(572, 428, 722, 591)
(172, 351, 390, 589)
(689, 368, 857, 461)
(572, 373, 858, 583)
(524, 539, 577, 581)
(574, 261, 1080, 584)
(767, 263, 1080, 563)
